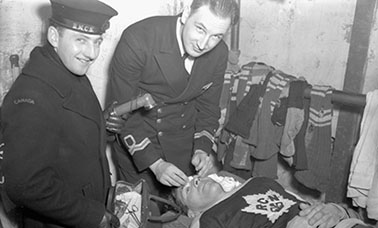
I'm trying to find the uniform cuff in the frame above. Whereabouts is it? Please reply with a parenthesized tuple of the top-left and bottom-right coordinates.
(132, 144, 161, 171)
(194, 137, 213, 154)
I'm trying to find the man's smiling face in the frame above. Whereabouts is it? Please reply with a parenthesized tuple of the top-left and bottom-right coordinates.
(181, 5, 231, 58)
(54, 28, 103, 75)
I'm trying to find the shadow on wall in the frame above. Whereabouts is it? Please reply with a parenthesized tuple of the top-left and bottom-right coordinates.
(165, 0, 185, 15)
(269, 0, 286, 3)
(37, 2, 51, 45)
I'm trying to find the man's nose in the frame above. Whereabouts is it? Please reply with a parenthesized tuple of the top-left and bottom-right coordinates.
(193, 177, 200, 187)
(197, 36, 210, 50)
(84, 43, 98, 60)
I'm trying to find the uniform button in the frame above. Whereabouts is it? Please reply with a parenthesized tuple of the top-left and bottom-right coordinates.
(157, 119, 162, 124)
(158, 131, 163, 136)
(157, 108, 162, 113)
(184, 102, 188, 105)
(181, 113, 185, 118)
(182, 125, 186, 129)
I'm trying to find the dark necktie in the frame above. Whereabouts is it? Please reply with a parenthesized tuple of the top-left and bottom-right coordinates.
(182, 52, 189, 62)
(182, 53, 190, 74)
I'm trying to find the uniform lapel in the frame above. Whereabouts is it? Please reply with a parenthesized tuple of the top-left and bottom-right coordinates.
(28, 45, 102, 129)
(168, 52, 212, 103)
(154, 16, 188, 95)
(62, 76, 109, 190)
(155, 52, 188, 94)
(189, 52, 211, 84)
(153, 16, 215, 103)
(62, 76, 102, 128)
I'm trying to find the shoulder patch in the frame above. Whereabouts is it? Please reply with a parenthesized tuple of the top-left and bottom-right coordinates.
(13, 98, 35, 105)
(241, 189, 296, 223)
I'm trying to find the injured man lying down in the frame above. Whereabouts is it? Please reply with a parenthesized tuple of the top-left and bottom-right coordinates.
(172, 171, 371, 228)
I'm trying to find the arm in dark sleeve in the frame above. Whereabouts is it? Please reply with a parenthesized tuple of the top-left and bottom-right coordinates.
(106, 29, 160, 171)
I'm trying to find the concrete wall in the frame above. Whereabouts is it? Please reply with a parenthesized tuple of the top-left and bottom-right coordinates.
(365, 1, 378, 93)
(2, 0, 378, 103)
(0, 0, 48, 105)
(239, 0, 356, 90)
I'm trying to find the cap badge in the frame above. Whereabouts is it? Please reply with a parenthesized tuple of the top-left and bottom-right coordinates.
(72, 22, 95, 33)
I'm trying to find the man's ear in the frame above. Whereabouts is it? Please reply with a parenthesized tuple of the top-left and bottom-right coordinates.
(47, 26, 59, 48)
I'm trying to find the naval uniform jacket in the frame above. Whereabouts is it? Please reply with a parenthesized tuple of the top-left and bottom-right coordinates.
(1, 44, 111, 228)
(106, 15, 228, 175)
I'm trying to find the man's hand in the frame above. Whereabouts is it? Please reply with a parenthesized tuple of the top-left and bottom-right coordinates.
(103, 101, 127, 134)
(191, 150, 215, 177)
(98, 210, 120, 228)
(287, 215, 315, 228)
(150, 159, 188, 186)
(297, 202, 346, 228)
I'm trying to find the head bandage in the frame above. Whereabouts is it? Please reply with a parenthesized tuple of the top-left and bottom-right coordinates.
(208, 174, 241, 192)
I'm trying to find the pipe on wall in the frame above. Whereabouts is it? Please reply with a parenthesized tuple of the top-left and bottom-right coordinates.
(230, 0, 241, 51)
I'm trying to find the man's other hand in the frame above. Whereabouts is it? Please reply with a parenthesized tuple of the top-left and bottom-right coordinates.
(297, 202, 346, 228)
(191, 150, 216, 177)
(103, 101, 127, 134)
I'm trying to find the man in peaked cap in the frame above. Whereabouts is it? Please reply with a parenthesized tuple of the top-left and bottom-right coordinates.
(1, 0, 121, 227)
(49, 0, 116, 35)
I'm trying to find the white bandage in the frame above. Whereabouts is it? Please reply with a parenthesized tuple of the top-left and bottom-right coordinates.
(208, 174, 241, 192)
